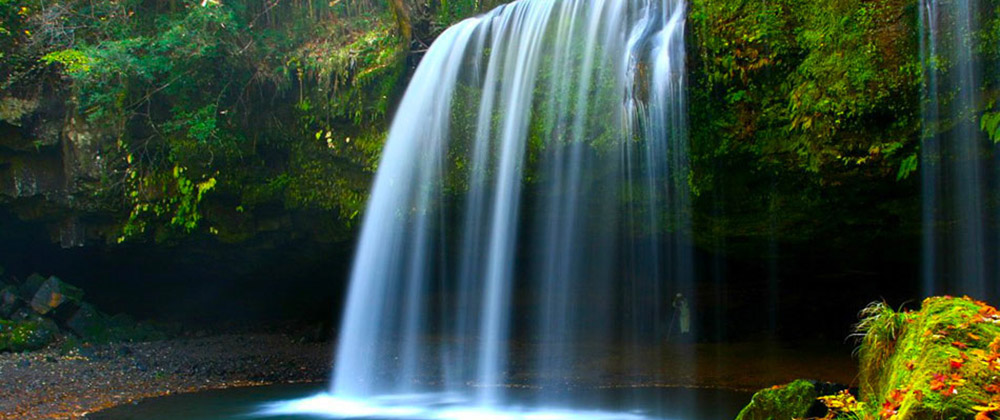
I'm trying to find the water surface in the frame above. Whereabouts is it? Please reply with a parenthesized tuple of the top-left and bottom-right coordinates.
(87, 383, 751, 420)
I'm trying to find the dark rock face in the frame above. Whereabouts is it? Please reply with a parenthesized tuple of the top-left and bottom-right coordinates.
(0, 108, 116, 248)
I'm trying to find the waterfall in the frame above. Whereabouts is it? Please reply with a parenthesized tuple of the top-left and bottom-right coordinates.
(920, 0, 996, 300)
(265, 0, 691, 416)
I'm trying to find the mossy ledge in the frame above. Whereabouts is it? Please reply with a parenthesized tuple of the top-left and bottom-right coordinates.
(737, 296, 1000, 419)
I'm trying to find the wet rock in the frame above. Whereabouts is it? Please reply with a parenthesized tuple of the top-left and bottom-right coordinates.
(30, 276, 83, 315)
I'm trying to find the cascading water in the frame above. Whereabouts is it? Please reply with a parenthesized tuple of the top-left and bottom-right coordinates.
(264, 0, 692, 417)
(920, 0, 997, 301)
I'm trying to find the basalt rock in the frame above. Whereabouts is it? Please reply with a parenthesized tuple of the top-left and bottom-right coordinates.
(18, 273, 46, 300)
(0, 286, 22, 318)
(65, 303, 106, 339)
(29, 276, 83, 315)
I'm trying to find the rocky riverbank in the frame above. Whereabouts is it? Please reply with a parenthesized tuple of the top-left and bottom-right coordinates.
(0, 334, 331, 420)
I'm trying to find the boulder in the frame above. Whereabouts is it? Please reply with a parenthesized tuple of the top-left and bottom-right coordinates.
(735, 380, 821, 420)
(0, 319, 55, 352)
(854, 297, 1000, 419)
(49, 299, 82, 324)
(18, 273, 46, 300)
(0, 286, 22, 318)
(10, 307, 33, 321)
(29, 276, 83, 315)
(66, 303, 107, 339)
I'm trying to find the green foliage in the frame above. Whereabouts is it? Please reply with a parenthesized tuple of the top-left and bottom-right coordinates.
(40, 49, 92, 74)
(983, 111, 1000, 144)
(431, 0, 506, 31)
(0, 96, 37, 125)
(0, 0, 417, 243)
(896, 153, 918, 181)
(283, 129, 382, 222)
(690, 0, 920, 174)
(292, 19, 405, 126)
(687, 0, 924, 251)
(119, 165, 216, 243)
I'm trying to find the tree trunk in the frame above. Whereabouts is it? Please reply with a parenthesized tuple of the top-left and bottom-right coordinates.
(388, 0, 412, 50)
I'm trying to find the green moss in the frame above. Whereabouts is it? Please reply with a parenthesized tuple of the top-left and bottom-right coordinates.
(736, 379, 819, 420)
(0, 319, 54, 352)
(855, 297, 1000, 419)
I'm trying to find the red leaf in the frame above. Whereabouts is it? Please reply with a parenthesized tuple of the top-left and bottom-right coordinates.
(943, 385, 958, 396)
(930, 373, 947, 391)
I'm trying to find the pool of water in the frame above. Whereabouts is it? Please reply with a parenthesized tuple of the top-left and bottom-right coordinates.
(87, 383, 751, 420)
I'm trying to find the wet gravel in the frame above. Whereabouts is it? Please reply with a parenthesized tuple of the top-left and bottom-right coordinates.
(0, 334, 331, 419)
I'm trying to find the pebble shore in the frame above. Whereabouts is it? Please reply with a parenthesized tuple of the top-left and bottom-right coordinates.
(0, 334, 331, 420)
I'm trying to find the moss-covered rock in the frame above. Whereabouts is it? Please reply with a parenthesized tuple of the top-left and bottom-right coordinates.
(853, 297, 1000, 419)
(736, 379, 819, 420)
(0, 319, 54, 352)
(738, 297, 1000, 420)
